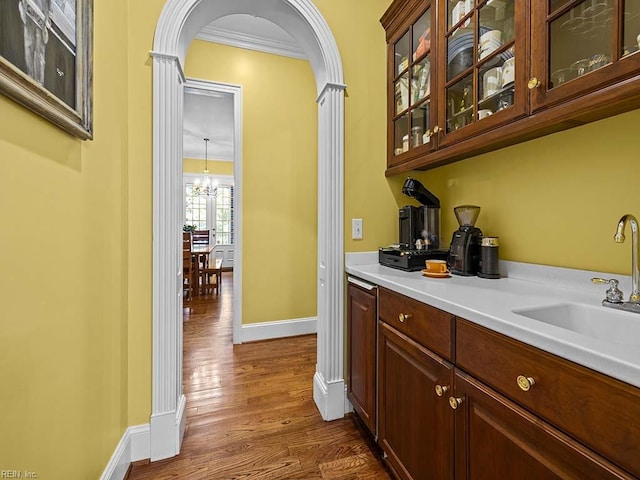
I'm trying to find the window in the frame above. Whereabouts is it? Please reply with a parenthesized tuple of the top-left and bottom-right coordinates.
(185, 183, 207, 230)
(216, 185, 234, 245)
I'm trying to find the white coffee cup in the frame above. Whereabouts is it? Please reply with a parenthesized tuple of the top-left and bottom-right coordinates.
(483, 67, 502, 97)
(501, 58, 515, 87)
(478, 109, 493, 120)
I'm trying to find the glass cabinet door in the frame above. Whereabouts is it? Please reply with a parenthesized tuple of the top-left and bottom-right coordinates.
(438, 0, 526, 148)
(530, 0, 640, 111)
(390, 6, 435, 164)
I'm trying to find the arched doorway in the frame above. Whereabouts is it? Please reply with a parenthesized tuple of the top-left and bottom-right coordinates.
(151, 0, 346, 460)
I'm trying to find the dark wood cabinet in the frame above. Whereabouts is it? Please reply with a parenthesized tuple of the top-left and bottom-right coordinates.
(530, 0, 640, 112)
(378, 321, 454, 480)
(381, 0, 640, 174)
(347, 281, 377, 435)
(368, 285, 640, 480)
(451, 370, 633, 480)
(456, 318, 640, 478)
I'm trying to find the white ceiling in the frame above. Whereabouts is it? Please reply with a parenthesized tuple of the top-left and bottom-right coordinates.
(183, 14, 305, 162)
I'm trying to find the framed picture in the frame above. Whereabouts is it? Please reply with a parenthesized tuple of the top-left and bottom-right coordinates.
(0, 0, 93, 139)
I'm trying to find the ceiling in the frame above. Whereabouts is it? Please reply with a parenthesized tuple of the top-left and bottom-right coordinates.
(183, 14, 305, 162)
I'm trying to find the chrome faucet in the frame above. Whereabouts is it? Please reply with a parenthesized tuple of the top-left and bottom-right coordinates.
(614, 214, 640, 303)
(592, 215, 640, 314)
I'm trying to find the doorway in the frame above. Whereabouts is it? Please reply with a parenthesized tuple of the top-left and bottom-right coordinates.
(183, 78, 243, 344)
(151, 0, 345, 460)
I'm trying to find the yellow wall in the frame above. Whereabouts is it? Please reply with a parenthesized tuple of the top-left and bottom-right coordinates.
(313, 0, 399, 253)
(409, 108, 640, 275)
(184, 158, 233, 176)
(0, 0, 130, 477)
(184, 42, 318, 324)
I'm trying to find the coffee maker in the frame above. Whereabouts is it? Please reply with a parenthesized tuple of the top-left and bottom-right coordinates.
(379, 178, 449, 271)
(399, 177, 442, 249)
(448, 205, 483, 276)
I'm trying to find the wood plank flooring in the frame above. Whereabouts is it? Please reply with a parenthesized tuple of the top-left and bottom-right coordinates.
(128, 272, 391, 480)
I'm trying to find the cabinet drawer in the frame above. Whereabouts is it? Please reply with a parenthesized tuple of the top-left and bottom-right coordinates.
(456, 319, 640, 478)
(379, 287, 454, 361)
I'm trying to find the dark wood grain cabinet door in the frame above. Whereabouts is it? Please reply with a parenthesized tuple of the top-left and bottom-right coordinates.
(452, 370, 634, 480)
(435, 0, 529, 149)
(382, 0, 438, 169)
(530, 0, 640, 112)
(347, 282, 377, 434)
(378, 321, 454, 480)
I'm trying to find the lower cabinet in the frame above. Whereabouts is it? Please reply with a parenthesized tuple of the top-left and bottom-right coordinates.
(347, 281, 377, 434)
(378, 321, 454, 480)
(452, 370, 632, 480)
(372, 287, 639, 480)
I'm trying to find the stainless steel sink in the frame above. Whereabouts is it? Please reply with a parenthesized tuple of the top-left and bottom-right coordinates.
(512, 303, 640, 345)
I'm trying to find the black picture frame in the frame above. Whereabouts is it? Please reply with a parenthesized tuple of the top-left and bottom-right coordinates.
(0, 0, 93, 139)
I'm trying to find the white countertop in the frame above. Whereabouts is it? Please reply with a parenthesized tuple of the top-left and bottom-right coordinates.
(345, 253, 640, 389)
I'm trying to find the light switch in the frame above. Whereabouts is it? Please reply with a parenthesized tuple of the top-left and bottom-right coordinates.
(352, 218, 363, 240)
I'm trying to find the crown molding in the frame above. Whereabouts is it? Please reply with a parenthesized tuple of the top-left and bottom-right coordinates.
(197, 25, 307, 60)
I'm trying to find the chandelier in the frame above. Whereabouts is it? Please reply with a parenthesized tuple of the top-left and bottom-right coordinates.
(193, 137, 216, 196)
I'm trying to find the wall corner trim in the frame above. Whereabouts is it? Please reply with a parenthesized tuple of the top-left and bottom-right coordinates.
(99, 424, 150, 480)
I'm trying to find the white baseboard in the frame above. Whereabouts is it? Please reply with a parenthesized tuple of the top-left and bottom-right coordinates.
(313, 371, 346, 421)
(241, 316, 317, 343)
(100, 424, 150, 480)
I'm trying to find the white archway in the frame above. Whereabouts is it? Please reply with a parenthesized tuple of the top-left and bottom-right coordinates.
(151, 0, 346, 460)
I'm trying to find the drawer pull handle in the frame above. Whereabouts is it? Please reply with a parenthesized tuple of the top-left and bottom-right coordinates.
(399, 313, 412, 323)
(517, 375, 536, 391)
(449, 396, 463, 410)
(435, 384, 449, 397)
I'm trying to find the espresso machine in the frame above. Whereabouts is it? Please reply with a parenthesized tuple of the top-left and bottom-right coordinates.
(379, 178, 449, 271)
(448, 205, 483, 276)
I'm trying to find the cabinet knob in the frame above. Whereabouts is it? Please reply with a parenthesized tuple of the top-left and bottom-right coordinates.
(527, 77, 541, 89)
(398, 313, 412, 323)
(449, 396, 463, 410)
(435, 384, 449, 397)
(432, 125, 442, 134)
(517, 375, 536, 391)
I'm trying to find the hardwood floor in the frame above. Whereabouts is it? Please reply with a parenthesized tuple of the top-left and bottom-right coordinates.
(128, 272, 391, 479)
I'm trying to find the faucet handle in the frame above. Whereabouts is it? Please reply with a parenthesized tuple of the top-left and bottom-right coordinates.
(591, 277, 624, 304)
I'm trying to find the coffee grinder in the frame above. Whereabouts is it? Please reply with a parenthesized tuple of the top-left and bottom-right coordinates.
(448, 205, 483, 276)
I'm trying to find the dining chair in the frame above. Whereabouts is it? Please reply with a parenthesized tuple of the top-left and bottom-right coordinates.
(200, 257, 222, 296)
(182, 250, 195, 301)
(192, 230, 209, 245)
(183, 231, 192, 252)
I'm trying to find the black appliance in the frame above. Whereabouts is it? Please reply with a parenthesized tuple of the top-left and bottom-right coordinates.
(379, 247, 449, 271)
(379, 177, 450, 271)
(448, 205, 483, 276)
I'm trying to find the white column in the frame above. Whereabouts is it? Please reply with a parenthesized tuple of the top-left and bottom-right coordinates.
(150, 52, 187, 461)
(313, 82, 346, 421)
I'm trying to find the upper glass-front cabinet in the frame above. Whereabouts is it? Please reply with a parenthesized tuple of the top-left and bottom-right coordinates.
(390, 4, 435, 165)
(437, 0, 527, 148)
(531, 0, 640, 110)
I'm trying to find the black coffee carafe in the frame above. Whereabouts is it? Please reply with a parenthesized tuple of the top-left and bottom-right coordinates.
(448, 205, 483, 276)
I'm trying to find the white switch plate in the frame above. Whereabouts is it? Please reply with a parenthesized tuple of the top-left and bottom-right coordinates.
(352, 218, 363, 240)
